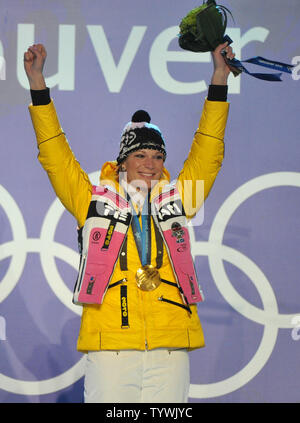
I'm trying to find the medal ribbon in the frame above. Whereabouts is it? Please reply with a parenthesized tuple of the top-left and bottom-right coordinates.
(225, 55, 292, 81)
(128, 193, 151, 267)
(223, 35, 293, 81)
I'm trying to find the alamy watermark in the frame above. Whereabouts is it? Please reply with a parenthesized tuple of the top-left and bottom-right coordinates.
(292, 56, 300, 81)
(0, 316, 6, 340)
(97, 174, 205, 227)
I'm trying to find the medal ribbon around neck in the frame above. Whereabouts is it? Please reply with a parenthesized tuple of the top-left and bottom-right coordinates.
(127, 191, 161, 291)
(129, 192, 151, 267)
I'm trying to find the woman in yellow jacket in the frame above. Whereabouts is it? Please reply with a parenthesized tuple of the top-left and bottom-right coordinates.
(24, 41, 234, 403)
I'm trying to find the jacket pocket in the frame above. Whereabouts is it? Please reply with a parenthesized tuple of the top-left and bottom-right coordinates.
(158, 295, 191, 314)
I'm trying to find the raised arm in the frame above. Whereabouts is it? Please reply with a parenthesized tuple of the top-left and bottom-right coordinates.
(177, 42, 234, 219)
(24, 44, 92, 227)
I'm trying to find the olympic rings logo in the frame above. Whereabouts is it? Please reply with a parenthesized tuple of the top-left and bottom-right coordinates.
(0, 171, 299, 398)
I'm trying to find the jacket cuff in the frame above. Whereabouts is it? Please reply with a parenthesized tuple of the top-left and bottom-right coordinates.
(30, 87, 51, 106)
(207, 85, 228, 102)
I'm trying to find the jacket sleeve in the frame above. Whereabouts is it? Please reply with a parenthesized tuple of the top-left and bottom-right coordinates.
(177, 98, 229, 219)
(28, 100, 92, 228)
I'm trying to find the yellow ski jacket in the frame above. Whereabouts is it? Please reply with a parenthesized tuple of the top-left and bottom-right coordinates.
(29, 99, 229, 352)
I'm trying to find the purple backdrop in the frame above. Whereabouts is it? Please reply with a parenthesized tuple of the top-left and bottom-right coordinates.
(1, 0, 300, 403)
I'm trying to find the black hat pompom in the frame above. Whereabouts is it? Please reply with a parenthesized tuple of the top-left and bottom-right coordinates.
(131, 110, 151, 123)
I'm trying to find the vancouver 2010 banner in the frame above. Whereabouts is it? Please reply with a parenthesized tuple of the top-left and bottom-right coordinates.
(0, 0, 300, 403)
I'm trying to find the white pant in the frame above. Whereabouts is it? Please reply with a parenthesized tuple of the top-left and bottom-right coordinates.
(84, 349, 190, 403)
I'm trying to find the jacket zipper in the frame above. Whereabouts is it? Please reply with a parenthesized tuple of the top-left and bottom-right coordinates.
(138, 288, 148, 349)
(107, 278, 127, 289)
(158, 295, 192, 314)
(76, 254, 87, 293)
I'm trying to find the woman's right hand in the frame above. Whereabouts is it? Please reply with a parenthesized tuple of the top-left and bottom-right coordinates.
(24, 44, 47, 90)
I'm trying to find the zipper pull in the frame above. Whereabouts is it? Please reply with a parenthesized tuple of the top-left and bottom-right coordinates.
(189, 276, 195, 295)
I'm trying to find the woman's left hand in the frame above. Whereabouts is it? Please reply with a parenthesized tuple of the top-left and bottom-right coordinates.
(211, 42, 235, 85)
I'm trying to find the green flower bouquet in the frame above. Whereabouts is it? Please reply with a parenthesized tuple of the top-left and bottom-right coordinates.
(178, 1, 294, 81)
(178, 0, 233, 52)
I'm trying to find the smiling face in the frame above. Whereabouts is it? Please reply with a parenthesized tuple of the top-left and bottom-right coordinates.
(121, 149, 164, 190)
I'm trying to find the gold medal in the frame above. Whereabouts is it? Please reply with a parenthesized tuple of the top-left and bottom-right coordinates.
(136, 265, 161, 291)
